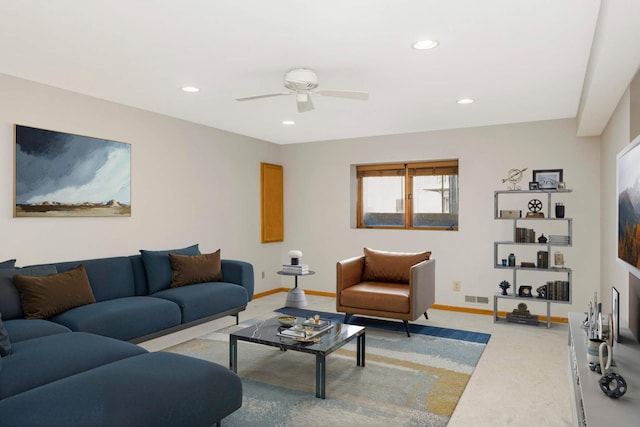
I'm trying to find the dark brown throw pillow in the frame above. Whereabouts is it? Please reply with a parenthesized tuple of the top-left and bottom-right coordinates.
(169, 250, 223, 288)
(361, 248, 431, 283)
(12, 264, 96, 319)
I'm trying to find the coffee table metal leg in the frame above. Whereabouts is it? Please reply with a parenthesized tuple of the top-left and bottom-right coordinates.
(229, 336, 238, 373)
(316, 354, 326, 399)
(357, 332, 366, 367)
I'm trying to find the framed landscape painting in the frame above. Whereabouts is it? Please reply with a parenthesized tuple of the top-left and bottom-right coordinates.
(14, 125, 131, 217)
(617, 134, 640, 274)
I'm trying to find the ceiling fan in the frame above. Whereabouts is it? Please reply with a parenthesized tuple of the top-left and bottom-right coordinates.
(235, 68, 369, 113)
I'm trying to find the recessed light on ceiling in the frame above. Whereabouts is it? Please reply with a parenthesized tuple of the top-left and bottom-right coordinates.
(412, 39, 439, 50)
(181, 86, 200, 93)
(282, 120, 295, 126)
(457, 98, 474, 104)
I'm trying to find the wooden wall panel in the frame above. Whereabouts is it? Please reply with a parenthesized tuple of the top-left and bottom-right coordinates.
(261, 162, 283, 243)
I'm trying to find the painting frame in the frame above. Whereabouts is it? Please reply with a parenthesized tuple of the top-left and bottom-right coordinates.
(532, 169, 563, 190)
(617, 134, 640, 275)
(14, 124, 131, 217)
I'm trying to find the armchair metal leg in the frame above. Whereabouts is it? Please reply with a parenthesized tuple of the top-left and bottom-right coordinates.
(424, 311, 429, 320)
(344, 313, 353, 324)
(403, 320, 411, 337)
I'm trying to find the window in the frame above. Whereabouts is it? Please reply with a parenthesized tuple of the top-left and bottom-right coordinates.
(356, 160, 458, 230)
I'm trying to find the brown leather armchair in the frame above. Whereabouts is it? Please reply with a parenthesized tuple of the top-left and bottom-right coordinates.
(336, 248, 435, 337)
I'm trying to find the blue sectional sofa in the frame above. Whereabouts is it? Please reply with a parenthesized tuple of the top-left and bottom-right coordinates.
(0, 246, 254, 426)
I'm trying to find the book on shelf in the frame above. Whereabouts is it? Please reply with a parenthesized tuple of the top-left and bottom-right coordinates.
(515, 227, 536, 243)
(538, 280, 570, 301)
(548, 235, 570, 245)
(536, 251, 549, 269)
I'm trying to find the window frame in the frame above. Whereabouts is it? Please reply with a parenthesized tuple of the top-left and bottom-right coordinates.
(356, 159, 459, 231)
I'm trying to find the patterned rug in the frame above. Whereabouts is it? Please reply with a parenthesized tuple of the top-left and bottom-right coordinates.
(164, 314, 490, 427)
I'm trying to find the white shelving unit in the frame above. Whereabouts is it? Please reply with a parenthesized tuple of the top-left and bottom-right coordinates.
(493, 189, 572, 328)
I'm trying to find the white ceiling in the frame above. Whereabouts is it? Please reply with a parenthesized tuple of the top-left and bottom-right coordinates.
(0, 1, 638, 144)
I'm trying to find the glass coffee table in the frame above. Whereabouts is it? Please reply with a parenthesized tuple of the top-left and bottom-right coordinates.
(229, 316, 365, 399)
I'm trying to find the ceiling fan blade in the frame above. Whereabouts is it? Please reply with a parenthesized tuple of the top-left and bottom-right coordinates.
(315, 89, 369, 100)
(235, 92, 291, 102)
(296, 92, 314, 113)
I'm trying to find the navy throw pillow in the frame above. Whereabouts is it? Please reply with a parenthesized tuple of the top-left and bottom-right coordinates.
(140, 244, 200, 294)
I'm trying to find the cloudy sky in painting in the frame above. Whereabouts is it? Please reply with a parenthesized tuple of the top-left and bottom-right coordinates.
(618, 140, 640, 195)
(15, 126, 130, 205)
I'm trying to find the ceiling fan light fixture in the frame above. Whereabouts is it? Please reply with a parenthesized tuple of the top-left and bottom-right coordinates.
(457, 98, 474, 104)
(181, 86, 200, 93)
(412, 39, 439, 50)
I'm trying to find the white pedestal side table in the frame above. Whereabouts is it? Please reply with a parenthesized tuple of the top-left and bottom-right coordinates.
(277, 270, 315, 308)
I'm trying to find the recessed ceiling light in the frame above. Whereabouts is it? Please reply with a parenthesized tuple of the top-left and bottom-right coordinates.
(181, 86, 200, 93)
(457, 98, 474, 104)
(412, 39, 439, 50)
(282, 120, 295, 125)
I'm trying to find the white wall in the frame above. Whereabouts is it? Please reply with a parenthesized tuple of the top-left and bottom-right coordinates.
(0, 73, 283, 295)
(599, 89, 630, 324)
(281, 119, 601, 317)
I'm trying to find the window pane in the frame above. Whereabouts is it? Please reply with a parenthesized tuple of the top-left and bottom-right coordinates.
(412, 175, 458, 229)
(362, 176, 405, 226)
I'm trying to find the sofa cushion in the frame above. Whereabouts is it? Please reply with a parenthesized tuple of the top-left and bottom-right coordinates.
(169, 250, 223, 288)
(0, 265, 58, 320)
(13, 265, 96, 319)
(361, 248, 431, 284)
(0, 331, 147, 399)
(51, 257, 137, 301)
(51, 296, 182, 341)
(0, 314, 10, 356)
(2, 318, 71, 343)
(140, 244, 200, 293)
(0, 352, 242, 427)
(152, 282, 248, 323)
(0, 259, 16, 269)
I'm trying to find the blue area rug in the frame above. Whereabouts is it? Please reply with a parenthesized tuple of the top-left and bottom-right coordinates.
(167, 313, 491, 426)
(277, 307, 491, 344)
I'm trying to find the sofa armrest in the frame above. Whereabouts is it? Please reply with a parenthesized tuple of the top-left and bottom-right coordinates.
(336, 256, 365, 296)
(221, 260, 254, 301)
(410, 258, 435, 318)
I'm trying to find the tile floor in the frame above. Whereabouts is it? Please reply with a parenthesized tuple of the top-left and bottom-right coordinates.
(139, 293, 572, 426)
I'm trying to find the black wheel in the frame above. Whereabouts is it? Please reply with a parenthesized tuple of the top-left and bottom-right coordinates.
(528, 199, 542, 213)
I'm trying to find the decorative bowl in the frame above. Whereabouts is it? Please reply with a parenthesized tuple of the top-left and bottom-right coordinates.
(277, 316, 296, 326)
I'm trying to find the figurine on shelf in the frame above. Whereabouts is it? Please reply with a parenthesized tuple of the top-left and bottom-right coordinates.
(538, 234, 548, 244)
(499, 280, 511, 295)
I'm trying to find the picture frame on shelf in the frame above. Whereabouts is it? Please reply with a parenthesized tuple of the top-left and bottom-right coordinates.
(528, 181, 539, 190)
(532, 169, 563, 190)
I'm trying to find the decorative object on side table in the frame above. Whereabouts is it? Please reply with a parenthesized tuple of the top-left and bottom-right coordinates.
(526, 198, 544, 218)
(499, 280, 511, 295)
(506, 303, 539, 326)
(288, 250, 303, 266)
(502, 168, 527, 191)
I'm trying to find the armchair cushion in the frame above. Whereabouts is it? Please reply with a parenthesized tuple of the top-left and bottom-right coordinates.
(362, 248, 431, 283)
